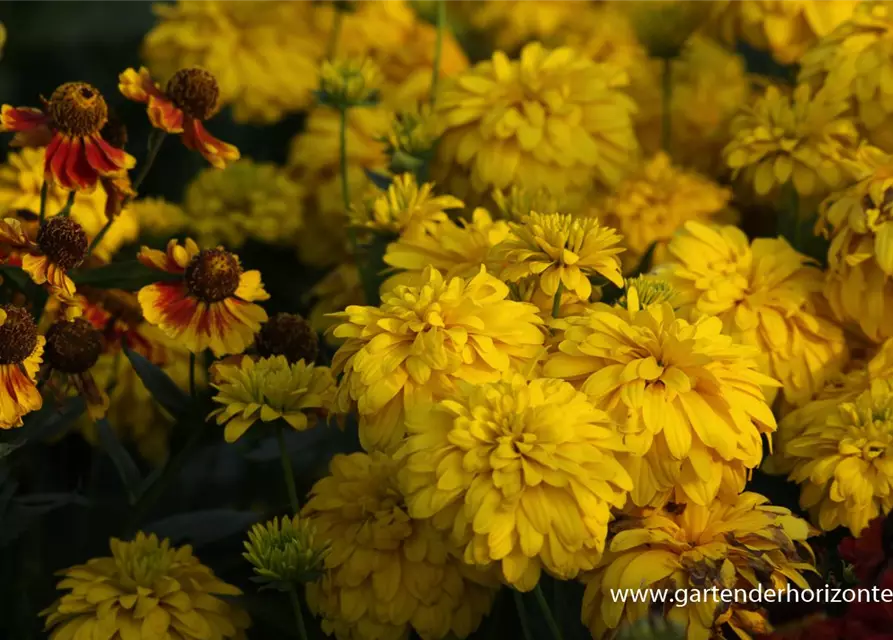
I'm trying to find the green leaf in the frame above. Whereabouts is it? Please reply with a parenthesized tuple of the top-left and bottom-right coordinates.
(97, 418, 142, 504)
(124, 343, 191, 419)
(364, 169, 393, 191)
(70, 261, 180, 290)
(145, 509, 261, 547)
(16, 396, 86, 443)
(629, 241, 658, 278)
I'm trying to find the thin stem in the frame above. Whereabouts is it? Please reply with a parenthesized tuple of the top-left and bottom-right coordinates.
(38, 181, 48, 224)
(512, 590, 534, 640)
(57, 190, 76, 217)
(85, 218, 113, 258)
(188, 352, 196, 399)
(131, 130, 167, 195)
(287, 583, 310, 640)
(430, 0, 446, 105)
(277, 427, 300, 514)
(551, 281, 564, 319)
(533, 583, 565, 640)
(339, 108, 351, 214)
(660, 56, 673, 154)
(327, 7, 343, 59)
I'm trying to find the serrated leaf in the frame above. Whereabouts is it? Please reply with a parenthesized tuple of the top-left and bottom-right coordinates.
(145, 509, 261, 547)
(124, 343, 191, 419)
(70, 261, 180, 290)
(97, 418, 142, 504)
(364, 169, 393, 191)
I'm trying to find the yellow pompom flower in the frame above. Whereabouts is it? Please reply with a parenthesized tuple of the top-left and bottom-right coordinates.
(303, 452, 497, 640)
(661, 221, 848, 406)
(433, 42, 639, 202)
(382, 207, 511, 291)
(801, 2, 893, 152)
(491, 184, 564, 221)
(396, 374, 633, 591)
(0, 147, 138, 261)
(783, 379, 893, 535)
(456, 0, 582, 52)
(544, 286, 779, 507)
(613, 0, 713, 59)
(582, 493, 816, 639)
(601, 153, 733, 268)
(724, 83, 862, 198)
(209, 355, 335, 443)
(559, 5, 647, 73)
(129, 197, 188, 238)
(42, 532, 250, 639)
(182, 160, 304, 249)
(318, 57, 382, 109)
(819, 145, 893, 342)
(330, 266, 545, 452)
(349, 173, 464, 235)
(711, 0, 859, 65)
(243, 515, 329, 587)
(142, 0, 325, 124)
(384, 104, 440, 173)
(288, 105, 391, 267)
(496, 211, 625, 300)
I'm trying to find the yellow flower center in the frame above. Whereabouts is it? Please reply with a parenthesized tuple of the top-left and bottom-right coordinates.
(165, 67, 220, 120)
(37, 216, 88, 270)
(0, 305, 37, 365)
(45, 318, 103, 374)
(113, 539, 176, 588)
(185, 248, 242, 302)
(47, 82, 108, 137)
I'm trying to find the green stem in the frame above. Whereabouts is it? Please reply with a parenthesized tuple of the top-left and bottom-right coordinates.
(660, 56, 673, 154)
(287, 583, 310, 640)
(327, 7, 343, 59)
(57, 190, 76, 218)
(512, 590, 534, 640)
(278, 426, 300, 514)
(339, 108, 351, 214)
(188, 352, 196, 399)
(533, 583, 565, 640)
(430, 0, 446, 105)
(551, 282, 564, 319)
(131, 130, 167, 195)
(38, 181, 48, 224)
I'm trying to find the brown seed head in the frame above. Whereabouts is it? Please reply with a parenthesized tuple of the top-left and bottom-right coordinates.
(165, 68, 220, 120)
(0, 305, 38, 365)
(45, 318, 103, 373)
(255, 313, 319, 364)
(38, 216, 89, 270)
(47, 82, 108, 136)
(185, 248, 242, 302)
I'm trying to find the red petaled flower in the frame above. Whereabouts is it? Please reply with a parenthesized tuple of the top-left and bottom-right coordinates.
(840, 515, 889, 584)
(0, 82, 135, 191)
(118, 67, 240, 169)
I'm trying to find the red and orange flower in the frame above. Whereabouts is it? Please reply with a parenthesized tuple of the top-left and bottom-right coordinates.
(137, 239, 269, 356)
(0, 305, 45, 429)
(118, 67, 239, 169)
(0, 215, 88, 298)
(0, 82, 135, 191)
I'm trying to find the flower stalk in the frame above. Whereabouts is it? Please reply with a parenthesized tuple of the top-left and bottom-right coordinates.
(513, 590, 534, 640)
(534, 583, 565, 640)
(287, 583, 310, 640)
(38, 181, 48, 224)
(277, 426, 300, 514)
(551, 282, 564, 318)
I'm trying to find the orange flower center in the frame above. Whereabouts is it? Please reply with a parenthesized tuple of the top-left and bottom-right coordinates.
(255, 313, 319, 364)
(38, 216, 89, 270)
(185, 249, 242, 303)
(47, 82, 108, 137)
(0, 305, 38, 365)
(165, 68, 220, 120)
(45, 318, 103, 374)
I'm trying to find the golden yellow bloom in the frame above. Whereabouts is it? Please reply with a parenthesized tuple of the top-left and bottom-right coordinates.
(455, 0, 582, 51)
(349, 173, 463, 235)
(784, 379, 893, 535)
(496, 212, 625, 300)
(182, 160, 304, 249)
(0, 147, 138, 261)
(601, 153, 733, 268)
(384, 104, 440, 170)
(559, 5, 647, 73)
(544, 291, 779, 507)
(819, 145, 893, 342)
(661, 221, 848, 406)
(491, 184, 564, 221)
(0, 305, 44, 429)
(42, 532, 250, 639)
(304, 452, 497, 640)
(711, 0, 859, 65)
(613, 0, 713, 59)
(330, 266, 545, 452)
(582, 493, 816, 639)
(288, 105, 391, 267)
(800, 2, 893, 152)
(129, 197, 187, 238)
(209, 355, 335, 443)
(382, 207, 511, 292)
(433, 42, 639, 202)
(633, 36, 753, 175)
(318, 57, 382, 108)
(142, 0, 325, 123)
(243, 515, 328, 587)
(724, 83, 862, 198)
(397, 374, 632, 591)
